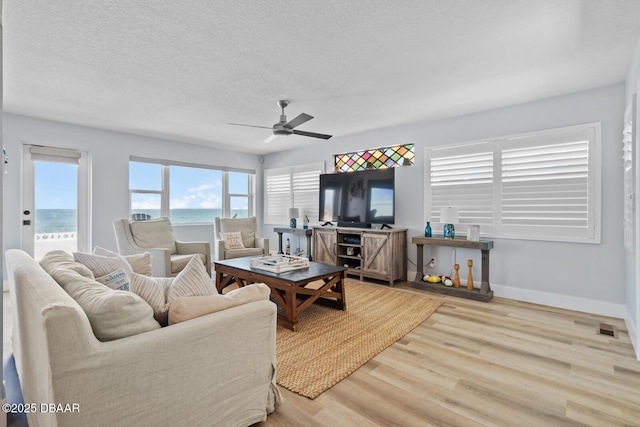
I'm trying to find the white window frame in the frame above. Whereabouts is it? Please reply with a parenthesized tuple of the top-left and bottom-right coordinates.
(129, 157, 255, 223)
(264, 162, 324, 225)
(425, 123, 601, 244)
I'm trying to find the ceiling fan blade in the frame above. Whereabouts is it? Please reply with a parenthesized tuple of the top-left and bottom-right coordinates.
(293, 130, 332, 140)
(264, 134, 279, 143)
(284, 113, 313, 129)
(227, 122, 272, 130)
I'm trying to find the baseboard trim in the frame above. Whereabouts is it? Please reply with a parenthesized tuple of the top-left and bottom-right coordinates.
(407, 270, 625, 319)
(491, 283, 625, 319)
(624, 306, 640, 361)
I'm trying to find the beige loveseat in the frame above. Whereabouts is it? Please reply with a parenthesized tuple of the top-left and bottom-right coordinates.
(5, 249, 278, 427)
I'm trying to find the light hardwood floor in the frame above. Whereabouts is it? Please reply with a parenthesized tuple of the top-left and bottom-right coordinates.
(257, 281, 640, 427)
(4, 282, 639, 426)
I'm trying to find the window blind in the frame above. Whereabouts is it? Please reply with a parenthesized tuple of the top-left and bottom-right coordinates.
(264, 162, 324, 224)
(264, 167, 292, 224)
(425, 123, 600, 243)
(426, 144, 494, 233)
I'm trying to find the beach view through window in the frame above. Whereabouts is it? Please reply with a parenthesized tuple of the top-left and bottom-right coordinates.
(129, 162, 250, 222)
(33, 161, 78, 259)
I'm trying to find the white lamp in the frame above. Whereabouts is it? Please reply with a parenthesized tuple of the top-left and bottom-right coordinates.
(288, 208, 299, 228)
(440, 207, 459, 239)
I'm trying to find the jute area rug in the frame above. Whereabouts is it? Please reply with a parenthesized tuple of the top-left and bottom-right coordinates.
(276, 280, 442, 399)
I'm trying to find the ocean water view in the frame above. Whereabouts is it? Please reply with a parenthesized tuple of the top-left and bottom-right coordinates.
(35, 208, 249, 233)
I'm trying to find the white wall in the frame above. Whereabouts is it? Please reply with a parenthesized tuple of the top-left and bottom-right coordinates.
(2, 114, 263, 274)
(264, 84, 626, 318)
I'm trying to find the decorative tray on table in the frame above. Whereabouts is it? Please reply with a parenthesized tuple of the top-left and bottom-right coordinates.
(250, 255, 309, 273)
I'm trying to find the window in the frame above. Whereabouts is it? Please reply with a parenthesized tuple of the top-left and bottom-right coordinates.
(425, 123, 601, 243)
(129, 159, 254, 224)
(264, 162, 324, 224)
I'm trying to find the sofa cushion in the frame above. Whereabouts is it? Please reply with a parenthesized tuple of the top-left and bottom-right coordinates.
(39, 251, 161, 341)
(219, 217, 256, 249)
(220, 231, 245, 250)
(93, 246, 153, 276)
(168, 283, 271, 325)
(170, 253, 206, 274)
(131, 255, 216, 325)
(129, 218, 177, 254)
(223, 247, 264, 259)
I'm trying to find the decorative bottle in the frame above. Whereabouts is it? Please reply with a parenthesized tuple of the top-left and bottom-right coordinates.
(285, 238, 290, 255)
(425, 222, 432, 237)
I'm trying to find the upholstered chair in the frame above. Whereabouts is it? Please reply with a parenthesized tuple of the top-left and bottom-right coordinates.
(113, 218, 211, 277)
(214, 216, 269, 260)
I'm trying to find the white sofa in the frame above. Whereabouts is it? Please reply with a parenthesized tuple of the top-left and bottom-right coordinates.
(5, 249, 278, 427)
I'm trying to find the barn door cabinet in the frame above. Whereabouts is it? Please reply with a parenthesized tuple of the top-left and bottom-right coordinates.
(313, 226, 407, 286)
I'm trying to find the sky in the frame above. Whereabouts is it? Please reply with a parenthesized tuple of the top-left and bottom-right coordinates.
(34, 161, 249, 210)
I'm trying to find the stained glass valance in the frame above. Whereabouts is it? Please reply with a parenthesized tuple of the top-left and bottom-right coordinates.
(334, 143, 414, 172)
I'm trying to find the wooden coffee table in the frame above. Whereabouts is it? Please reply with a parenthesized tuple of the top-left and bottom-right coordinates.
(214, 257, 347, 331)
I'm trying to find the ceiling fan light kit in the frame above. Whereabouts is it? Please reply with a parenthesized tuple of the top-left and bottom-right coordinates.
(229, 100, 332, 143)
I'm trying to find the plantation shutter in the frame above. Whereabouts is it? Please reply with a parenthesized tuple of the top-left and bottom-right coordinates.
(426, 143, 494, 233)
(292, 163, 323, 223)
(499, 126, 595, 240)
(264, 167, 291, 224)
(264, 162, 323, 224)
(623, 102, 634, 250)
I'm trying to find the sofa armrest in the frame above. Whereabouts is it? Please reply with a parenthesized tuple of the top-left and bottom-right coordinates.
(216, 240, 227, 261)
(45, 300, 277, 427)
(255, 237, 270, 256)
(175, 241, 211, 275)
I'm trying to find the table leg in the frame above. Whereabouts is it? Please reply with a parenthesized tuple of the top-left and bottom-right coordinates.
(277, 231, 284, 254)
(416, 243, 424, 280)
(480, 249, 491, 294)
(306, 235, 312, 260)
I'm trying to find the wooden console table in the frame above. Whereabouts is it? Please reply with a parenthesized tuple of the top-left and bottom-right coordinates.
(274, 227, 313, 260)
(412, 236, 494, 302)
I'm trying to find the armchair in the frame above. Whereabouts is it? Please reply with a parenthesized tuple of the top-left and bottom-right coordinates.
(113, 218, 211, 277)
(214, 216, 269, 260)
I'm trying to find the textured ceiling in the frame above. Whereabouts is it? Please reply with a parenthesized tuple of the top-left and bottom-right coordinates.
(4, 1, 640, 154)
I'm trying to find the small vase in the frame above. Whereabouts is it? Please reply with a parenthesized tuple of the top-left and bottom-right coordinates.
(425, 222, 432, 237)
(289, 218, 297, 228)
(443, 223, 455, 239)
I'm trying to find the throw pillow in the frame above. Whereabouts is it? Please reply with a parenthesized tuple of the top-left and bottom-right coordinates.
(39, 250, 94, 279)
(131, 255, 216, 326)
(95, 268, 130, 291)
(168, 283, 271, 325)
(73, 251, 133, 278)
(130, 274, 174, 325)
(93, 246, 153, 276)
(220, 231, 245, 250)
(39, 251, 161, 341)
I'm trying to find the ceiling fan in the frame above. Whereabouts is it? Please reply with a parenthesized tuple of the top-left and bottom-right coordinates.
(228, 100, 332, 143)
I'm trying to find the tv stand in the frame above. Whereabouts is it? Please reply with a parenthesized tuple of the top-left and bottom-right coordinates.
(313, 226, 407, 286)
(337, 221, 371, 228)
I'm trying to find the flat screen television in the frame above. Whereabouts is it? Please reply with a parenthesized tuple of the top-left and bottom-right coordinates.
(319, 168, 395, 228)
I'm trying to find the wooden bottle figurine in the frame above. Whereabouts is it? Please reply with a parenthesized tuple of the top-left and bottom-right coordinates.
(453, 264, 460, 288)
(467, 260, 474, 290)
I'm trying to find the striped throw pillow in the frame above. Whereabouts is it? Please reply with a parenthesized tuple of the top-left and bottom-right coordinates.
(131, 255, 216, 326)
